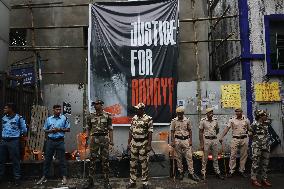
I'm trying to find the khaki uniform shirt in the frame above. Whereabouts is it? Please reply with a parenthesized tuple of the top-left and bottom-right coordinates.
(130, 114, 153, 139)
(87, 111, 113, 135)
(170, 117, 191, 137)
(227, 116, 250, 136)
(199, 117, 219, 137)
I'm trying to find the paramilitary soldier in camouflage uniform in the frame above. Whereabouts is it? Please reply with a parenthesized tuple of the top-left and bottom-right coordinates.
(219, 108, 250, 178)
(127, 103, 153, 189)
(199, 108, 224, 180)
(249, 110, 272, 187)
(170, 106, 200, 181)
(86, 100, 113, 189)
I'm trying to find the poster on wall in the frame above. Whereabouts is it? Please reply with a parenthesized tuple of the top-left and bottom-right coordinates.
(254, 82, 281, 102)
(88, 0, 179, 125)
(221, 84, 241, 108)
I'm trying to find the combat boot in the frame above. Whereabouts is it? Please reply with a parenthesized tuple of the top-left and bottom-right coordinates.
(251, 179, 262, 187)
(126, 182, 136, 189)
(14, 179, 21, 187)
(142, 184, 150, 189)
(239, 172, 248, 178)
(104, 181, 112, 189)
(227, 172, 234, 178)
(216, 173, 225, 180)
(188, 173, 200, 182)
(177, 172, 184, 180)
(262, 179, 272, 187)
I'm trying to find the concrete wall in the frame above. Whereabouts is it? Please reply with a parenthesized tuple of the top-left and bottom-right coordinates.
(9, 0, 210, 152)
(9, 0, 209, 84)
(210, 0, 242, 81)
(213, 0, 284, 156)
(248, 0, 284, 156)
(0, 0, 10, 72)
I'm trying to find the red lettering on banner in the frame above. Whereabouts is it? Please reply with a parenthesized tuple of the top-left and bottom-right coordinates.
(139, 79, 147, 104)
(161, 78, 168, 105)
(132, 79, 138, 106)
(131, 77, 174, 112)
(154, 78, 161, 106)
(168, 77, 173, 112)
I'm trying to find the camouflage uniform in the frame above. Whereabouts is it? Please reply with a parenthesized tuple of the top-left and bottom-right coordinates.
(199, 117, 221, 175)
(250, 120, 270, 180)
(227, 116, 250, 174)
(170, 117, 195, 175)
(87, 111, 112, 182)
(129, 114, 153, 185)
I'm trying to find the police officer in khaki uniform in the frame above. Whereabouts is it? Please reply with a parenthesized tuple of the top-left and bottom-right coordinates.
(127, 103, 153, 189)
(86, 100, 113, 189)
(219, 108, 250, 178)
(199, 108, 224, 180)
(170, 106, 199, 181)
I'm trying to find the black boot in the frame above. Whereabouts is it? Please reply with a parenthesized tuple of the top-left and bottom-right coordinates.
(177, 172, 184, 180)
(216, 173, 225, 180)
(126, 182, 136, 189)
(14, 179, 21, 187)
(104, 181, 112, 189)
(239, 172, 248, 178)
(188, 173, 200, 182)
(142, 184, 150, 189)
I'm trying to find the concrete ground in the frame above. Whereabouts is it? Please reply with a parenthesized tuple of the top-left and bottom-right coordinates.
(0, 173, 283, 189)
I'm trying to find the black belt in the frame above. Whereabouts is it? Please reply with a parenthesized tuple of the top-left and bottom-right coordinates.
(205, 136, 217, 140)
(92, 133, 108, 136)
(2, 137, 19, 141)
(175, 135, 190, 140)
(233, 135, 247, 139)
(48, 137, 64, 141)
(133, 137, 147, 142)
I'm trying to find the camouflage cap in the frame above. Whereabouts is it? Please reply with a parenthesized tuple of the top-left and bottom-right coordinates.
(176, 106, 185, 113)
(255, 109, 267, 117)
(91, 99, 104, 106)
(134, 102, 145, 109)
(205, 107, 213, 114)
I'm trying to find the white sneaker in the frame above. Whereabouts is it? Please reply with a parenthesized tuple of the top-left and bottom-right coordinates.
(62, 176, 67, 185)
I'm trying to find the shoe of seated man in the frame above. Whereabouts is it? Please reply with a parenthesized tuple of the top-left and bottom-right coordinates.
(36, 176, 47, 185)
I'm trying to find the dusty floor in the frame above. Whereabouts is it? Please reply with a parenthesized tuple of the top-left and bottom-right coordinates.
(0, 173, 283, 189)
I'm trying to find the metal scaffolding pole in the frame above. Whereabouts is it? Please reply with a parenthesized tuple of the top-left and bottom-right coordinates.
(180, 39, 240, 44)
(28, 0, 39, 104)
(11, 3, 89, 9)
(180, 14, 238, 22)
(10, 25, 88, 29)
(191, 0, 202, 122)
(9, 45, 87, 51)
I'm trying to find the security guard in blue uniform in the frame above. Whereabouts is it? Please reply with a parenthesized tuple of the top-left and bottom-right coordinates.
(0, 103, 27, 186)
(36, 104, 70, 185)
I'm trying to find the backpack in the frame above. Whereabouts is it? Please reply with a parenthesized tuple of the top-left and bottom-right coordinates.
(268, 123, 281, 151)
